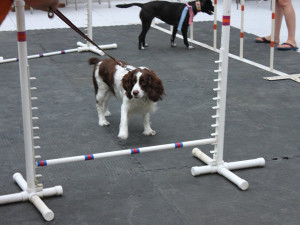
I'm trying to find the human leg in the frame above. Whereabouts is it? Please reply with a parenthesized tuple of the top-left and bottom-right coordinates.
(255, 0, 282, 44)
(277, 0, 297, 49)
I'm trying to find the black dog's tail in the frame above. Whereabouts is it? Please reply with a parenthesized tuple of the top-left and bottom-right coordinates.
(116, 3, 143, 8)
(88, 57, 101, 65)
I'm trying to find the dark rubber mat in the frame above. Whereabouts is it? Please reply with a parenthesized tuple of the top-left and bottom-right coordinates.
(0, 22, 299, 225)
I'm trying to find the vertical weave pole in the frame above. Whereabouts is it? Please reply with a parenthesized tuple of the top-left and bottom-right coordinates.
(270, 0, 276, 71)
(87, 0, 93, 48)
(191, 0, 265, 190)
(239, 0, 245, 58)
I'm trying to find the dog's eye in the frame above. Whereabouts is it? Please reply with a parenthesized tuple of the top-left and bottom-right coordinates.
(133, 76, 137, 83)
(140, 79, 147, 87)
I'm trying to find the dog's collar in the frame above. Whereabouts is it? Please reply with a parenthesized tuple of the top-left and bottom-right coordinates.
(196, 1, 201, 12)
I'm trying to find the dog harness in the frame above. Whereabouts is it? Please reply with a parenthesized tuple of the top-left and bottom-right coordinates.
(177, 1, 201, 31)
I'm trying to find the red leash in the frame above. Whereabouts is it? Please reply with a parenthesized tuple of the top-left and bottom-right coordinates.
(48, 7, 129, 70)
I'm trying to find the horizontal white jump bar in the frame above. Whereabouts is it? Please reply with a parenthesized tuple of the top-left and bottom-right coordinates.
(0, 43, 117, 64)
(37, 138, 216, 167)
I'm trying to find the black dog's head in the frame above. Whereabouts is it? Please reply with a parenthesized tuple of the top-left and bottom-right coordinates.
(200, 0, 214, 15)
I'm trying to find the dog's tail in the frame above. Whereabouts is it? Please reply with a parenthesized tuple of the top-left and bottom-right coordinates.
(88, 57, 100, 65)
(116, 3, 143, 8)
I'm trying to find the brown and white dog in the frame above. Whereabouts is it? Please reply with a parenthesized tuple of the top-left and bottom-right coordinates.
(89, 58, 165, 140)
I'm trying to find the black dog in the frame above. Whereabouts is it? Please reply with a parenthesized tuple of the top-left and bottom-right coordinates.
(116, 0, 214, 49)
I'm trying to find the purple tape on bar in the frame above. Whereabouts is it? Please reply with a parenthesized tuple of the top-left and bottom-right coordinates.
(61, 50, 65, 54)
(131, 148, 140, 154)
(37, 160, 47, 167)
(175, 142, 183, 148)
(85, 154, 94, 160)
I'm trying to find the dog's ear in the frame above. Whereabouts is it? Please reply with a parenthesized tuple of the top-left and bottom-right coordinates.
(122, 70, 136, 99)
(142, 70, 165, 102)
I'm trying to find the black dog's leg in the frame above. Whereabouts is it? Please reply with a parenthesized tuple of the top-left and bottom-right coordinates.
(139, 10, 154, 50)
(182, 25, 193, 49)
(142, 24, 150, 49)
(139, 22, 151, 50)
(171, 26, 178, 47)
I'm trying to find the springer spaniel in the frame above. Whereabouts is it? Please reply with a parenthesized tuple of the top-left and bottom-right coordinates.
(89, 58, 165, 140)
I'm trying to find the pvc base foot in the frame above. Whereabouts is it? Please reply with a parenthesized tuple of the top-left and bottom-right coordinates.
(77, 42, 117, 56)
(191, 148, 265, 190)
(0, 173, 63, 221)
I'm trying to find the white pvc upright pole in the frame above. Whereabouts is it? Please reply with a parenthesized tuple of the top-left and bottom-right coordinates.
(270, 0, 276, 71)
(15, 0, 36, 193)
(87, 0, 93, 47)
(214, 0, 232, 165)
(213, 0, 218, 49)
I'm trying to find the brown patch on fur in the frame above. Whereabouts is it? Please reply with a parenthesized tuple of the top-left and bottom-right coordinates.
(139, 69, 165, 102)
(98, 59, 119, 95)
(89, 58, 128, 96)
(89, 57, 101, 95)
(122, 69, 138, 99)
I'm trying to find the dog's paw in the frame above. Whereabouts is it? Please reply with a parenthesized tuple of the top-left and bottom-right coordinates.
(140, 46, 148, 50)
(171, 42, 177, 47)
(99, 119, 110, 126)
(187, 45, 194, 49)
(104, 111, 111, 117)
(118, 132, 128, 140)
(143, 129, 156, 136)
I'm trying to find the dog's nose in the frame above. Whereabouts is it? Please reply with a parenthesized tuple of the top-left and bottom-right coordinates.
(133, 90, 139, 96)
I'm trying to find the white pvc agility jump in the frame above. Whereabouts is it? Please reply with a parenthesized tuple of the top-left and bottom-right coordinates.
(188, 0, 265, 190)
(0, 0, 265, 221)
(0, 0, 117, 64)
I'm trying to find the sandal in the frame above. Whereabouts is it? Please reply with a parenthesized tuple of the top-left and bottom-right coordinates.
(255, 37, 270, 43)
(277, 43, 299, 51)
